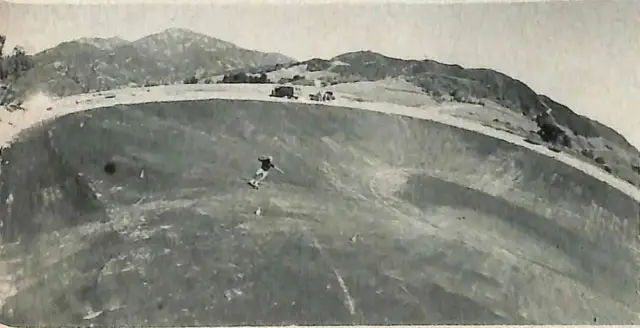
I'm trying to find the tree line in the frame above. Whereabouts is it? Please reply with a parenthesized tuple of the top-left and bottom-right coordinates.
(1, 34, 35, 106)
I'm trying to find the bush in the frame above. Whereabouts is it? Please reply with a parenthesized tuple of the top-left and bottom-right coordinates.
(594, 156, 606, 165)
(221, 72, 270, 84)
(1, 35, 35, 106)
(537, 123, 564, 143)
(306, 58, 331, 72)
(183, 76, 198, 84)
(581, 148, 595, 159)
(560, 133, 572, 148)
(1, 45, 34, 81)
(450, 89, 467, 102)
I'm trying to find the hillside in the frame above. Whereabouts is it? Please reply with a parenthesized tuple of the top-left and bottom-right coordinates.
(213, 51, 640, 187)
(8, 28, 295, 97)
(3, 34, 639, 186)
(76, 36, 130, 51)
(222, 51, 637, 150)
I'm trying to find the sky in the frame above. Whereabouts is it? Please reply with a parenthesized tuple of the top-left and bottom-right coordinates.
(2, 0, 640, 149)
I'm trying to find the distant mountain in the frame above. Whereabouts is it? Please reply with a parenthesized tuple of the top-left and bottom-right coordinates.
(128, 28, 293, 80)
(12, 28, 295, 96)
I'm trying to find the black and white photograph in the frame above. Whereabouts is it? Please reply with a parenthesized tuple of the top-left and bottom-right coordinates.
(0, 0, 639, 326)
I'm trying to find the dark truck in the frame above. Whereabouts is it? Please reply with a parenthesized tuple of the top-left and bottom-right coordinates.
(270, 86, 298, 99)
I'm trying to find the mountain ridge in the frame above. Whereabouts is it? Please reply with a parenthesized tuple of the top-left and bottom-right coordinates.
(213, 49, 640, 186)
(8, 28, 295, 96)
(220, 50, 638, 153)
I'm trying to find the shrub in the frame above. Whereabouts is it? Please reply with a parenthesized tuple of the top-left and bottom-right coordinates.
(451, 89, 467, 102)
(1, 35, 35, 105)
(537, 123, 567, 145)
(221, 72, 270, 84)
(581, 148, 595, 159)
(183, 76, 198, 84)
(560, 134, 572, 148)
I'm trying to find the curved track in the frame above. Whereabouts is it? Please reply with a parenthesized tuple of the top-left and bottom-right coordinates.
(0, 99, 638, 325)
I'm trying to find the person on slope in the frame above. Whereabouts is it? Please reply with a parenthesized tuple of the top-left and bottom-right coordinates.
(249, 155, 283, 188)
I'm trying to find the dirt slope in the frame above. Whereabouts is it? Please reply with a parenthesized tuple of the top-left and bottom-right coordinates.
(0, 99, 638, 326)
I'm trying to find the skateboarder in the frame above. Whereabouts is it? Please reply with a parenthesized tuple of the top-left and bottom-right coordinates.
(249, 155, 283, 188)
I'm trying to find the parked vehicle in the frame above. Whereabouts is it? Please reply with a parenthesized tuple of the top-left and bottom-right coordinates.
(270, 86, 298, 99)
(309, 91, 335, 102)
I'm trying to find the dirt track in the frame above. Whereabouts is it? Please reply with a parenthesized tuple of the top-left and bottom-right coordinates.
(0, 87, 638, 325)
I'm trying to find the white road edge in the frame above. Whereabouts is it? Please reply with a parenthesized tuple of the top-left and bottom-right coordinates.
(2, 83, 639, 205)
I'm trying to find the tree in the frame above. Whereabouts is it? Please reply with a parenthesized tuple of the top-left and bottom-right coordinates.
(258, 73, 268, 83)
(183, 76, 198, 84)
(219, 71, 271, 84)
(7, 46, 33, 79)
(0, 34, 7, 80)
(0, 34, 6, 57)
(1, 35, 35, 105)
(0, 39, 34, 82)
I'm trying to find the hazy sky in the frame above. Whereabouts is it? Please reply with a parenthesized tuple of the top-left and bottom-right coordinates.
(2, 0, 640, 148)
